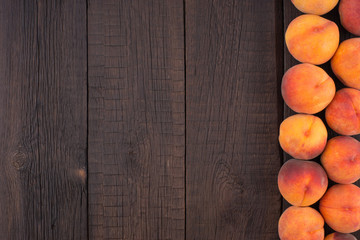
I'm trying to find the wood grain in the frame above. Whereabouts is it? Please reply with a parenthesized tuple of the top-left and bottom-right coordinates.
(0, 0, 87, 239)
(185, 0, 282, 239)
(87, 0, 185, 239)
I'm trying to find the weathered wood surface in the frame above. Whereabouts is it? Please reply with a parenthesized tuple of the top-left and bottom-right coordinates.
(0, 0, 87, 239)
(185, 0, 282, 239)
(88, 0, 185, 239)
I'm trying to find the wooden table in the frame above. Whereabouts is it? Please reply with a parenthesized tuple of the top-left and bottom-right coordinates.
(0, 0, 355, 239)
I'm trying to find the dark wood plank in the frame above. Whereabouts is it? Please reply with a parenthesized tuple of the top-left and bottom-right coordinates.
(87, 0, 185, 239)
(283, 1, 360, 238)
(0, 0, 87, 239)
(185, 0, 282, 239)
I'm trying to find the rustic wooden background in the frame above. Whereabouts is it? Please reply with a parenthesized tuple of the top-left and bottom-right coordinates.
(0, 0, 356, 239)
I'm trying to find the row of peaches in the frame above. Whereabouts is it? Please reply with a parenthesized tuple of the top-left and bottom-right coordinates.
(279, 0, 360, 240)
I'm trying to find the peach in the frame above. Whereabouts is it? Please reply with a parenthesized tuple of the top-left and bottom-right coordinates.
(292, 0, 339, 15)
(339, 0, 360, 36)
(282, 63, 336, 114)
(319, 184, 360, 233)
(278, 159, 328, 206)
(279, 114, 327, 160)
(321, 136, 360, 184)
(279, 206, 324, 240)
(331, 38, 360, 90)
(325, 88, 360, 135)
(325, 233, 358, 240)
(285, 14, 339, 65)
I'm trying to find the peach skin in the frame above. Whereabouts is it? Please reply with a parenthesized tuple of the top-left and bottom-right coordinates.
(331, 38, 360, 90)
(321, 136, 360, 184)
(339, 0, 360, 36)
(279, 114, 327, 160)
(278, 159, 328, 206)
(292, 0, 339, 15)
(279, 206, 324, 240)
(285, 14, 339, 65)
(320, 184, 360, 233)
(325, 88, 360, 135)
(325, 233, 358, 240)
(282, 63, 336, 114)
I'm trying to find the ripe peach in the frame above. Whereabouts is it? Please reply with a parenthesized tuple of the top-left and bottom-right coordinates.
(292, 0, 339, 15)
(319, 184, 360, 233)
(325, 88, 360, 135)
(278, 159, 328, 206)
(321, 136, 360, 184)
(339, 0, 360, 36)
(279, 114, 327, 160)
(279, 206, 324, 240)
(285, 14, 339, 65)
(331, 38, 360, 90)
(282, 63, 336, 114)
(325, 233, 358, 240)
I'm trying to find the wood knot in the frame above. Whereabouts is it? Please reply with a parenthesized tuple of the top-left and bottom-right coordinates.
(11, 151, 27, 170)
(75, 168, 87, 185)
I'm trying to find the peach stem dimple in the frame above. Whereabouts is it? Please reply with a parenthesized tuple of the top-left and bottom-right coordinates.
(307, 227, 323, 235)
(300, 186, 308, 206)
(304, 116, 316, 137)
(343, 91, 360, 129)
(312, 21, 333, 33)
(315, 76, 331, 88)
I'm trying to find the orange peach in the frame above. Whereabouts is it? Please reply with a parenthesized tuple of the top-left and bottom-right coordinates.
(279, 206, 324, 240)
(279, 114, 327, 160)
(325, 233, 358, 240)
(325, 88, 360, 135)
(331, 38, 360, 90)
(278, 159, 328, 206)
(339, 0, 360, 36)
(319, 184, 360, 233)
(321, 136, 360, 184)
(282, 63, 336, 114)
(285, 14, 339, 65)
(292, 0, 339, 15)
